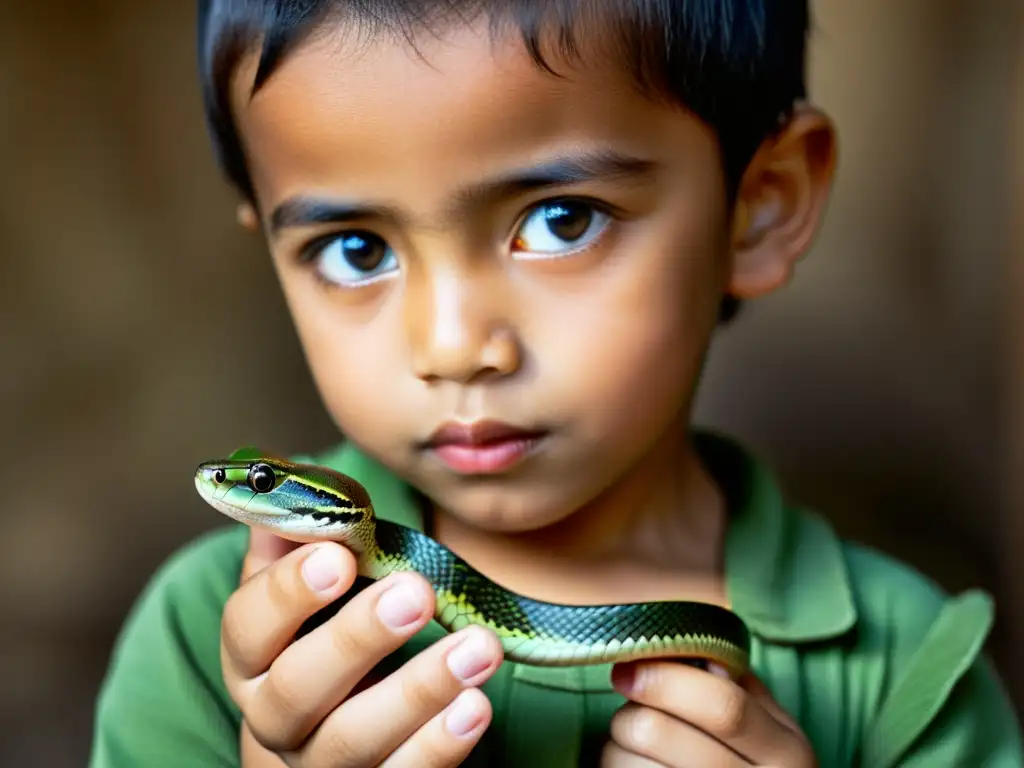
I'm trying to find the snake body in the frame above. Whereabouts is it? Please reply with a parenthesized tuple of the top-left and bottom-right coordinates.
(194, 449, 751, 674)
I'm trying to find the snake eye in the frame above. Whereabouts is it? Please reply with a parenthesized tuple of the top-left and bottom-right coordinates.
(212, 469, 226, 484)
(247, 464, 276, 493)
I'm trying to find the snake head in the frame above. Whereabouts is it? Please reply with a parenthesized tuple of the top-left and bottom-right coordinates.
(194, 454, 375, 546)
(194, 457, 290, 520)
(227, 445, 277, 462)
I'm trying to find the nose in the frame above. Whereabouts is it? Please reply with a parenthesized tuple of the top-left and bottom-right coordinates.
(408, 269, 521, 384)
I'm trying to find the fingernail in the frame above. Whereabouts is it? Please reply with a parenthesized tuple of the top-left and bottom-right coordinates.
(377, 580, 426, 630)
(611, 663, 637, 695)
(708, 662, 731, 680)
(447, 631, 494, 682)
(446, 692, 485, 737)
(302, 546, 342, 593)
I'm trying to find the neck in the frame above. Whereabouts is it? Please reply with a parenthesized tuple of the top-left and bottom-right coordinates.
(432, 427, 728, 606)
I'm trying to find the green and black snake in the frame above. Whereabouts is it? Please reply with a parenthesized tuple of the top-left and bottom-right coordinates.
(194, 448, 751, 674)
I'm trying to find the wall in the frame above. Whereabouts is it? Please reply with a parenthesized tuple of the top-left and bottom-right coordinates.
(1, 2, 1020, 764)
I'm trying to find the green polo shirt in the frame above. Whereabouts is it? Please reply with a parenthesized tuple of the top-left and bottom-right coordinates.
(90, 433, 1022, 766)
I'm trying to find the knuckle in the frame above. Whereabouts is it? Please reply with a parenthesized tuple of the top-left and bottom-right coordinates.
(259, 662, 311, 727)
(246, 709, 301, 755)
(708, 685, 748, 737)
(600, 741, 632, 768)
(610, 704, 664, 754)
(328, 606, 383, 662)
(266, 556, 303, 611)
(621, 706, 666, 752)
(307, 718, 369, 768)
(221, 559, 307, 675)
(326, 577, 422, 662)
(219, 643, 249, 705)
(220, 594, 254, 670)
(410, 730, 456, 768)
(399, 660, 452, 714)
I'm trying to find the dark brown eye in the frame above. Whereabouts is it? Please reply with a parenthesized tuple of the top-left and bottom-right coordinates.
(213, 469, 226, 484)
(248, 464, 276, 493)
(511, 199, 609, 257)
(303, 231, 389, 275)
(543, 202, 592, 241)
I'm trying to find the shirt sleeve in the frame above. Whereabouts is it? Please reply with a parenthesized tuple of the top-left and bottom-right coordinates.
(848, 544, 1024, 767)
(89, 526, 247, 768)
(899, 653, 1023, 766)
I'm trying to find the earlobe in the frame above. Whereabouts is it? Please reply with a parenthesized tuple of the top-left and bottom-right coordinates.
(236, 202, 260, 232)
(728, 106, 837, 299)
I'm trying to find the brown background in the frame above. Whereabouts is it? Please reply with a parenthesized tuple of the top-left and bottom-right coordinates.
(2, 1, 1022, 765)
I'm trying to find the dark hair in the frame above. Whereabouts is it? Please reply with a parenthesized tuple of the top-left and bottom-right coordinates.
(197, 0, 811, 322)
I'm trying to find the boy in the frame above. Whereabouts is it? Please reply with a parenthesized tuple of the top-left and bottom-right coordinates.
(90, 1, 1023, 766)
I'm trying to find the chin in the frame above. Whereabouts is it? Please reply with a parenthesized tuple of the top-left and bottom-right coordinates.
(439, 481, 581, 533)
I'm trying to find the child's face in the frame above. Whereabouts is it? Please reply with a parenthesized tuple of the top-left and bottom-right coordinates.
(231, 22, 738, 532)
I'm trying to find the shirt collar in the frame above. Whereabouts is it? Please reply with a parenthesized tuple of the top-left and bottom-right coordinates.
(314, 431, 857, 645)
(696, 431, 857, 642)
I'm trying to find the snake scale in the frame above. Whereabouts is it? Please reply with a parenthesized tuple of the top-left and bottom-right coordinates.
(194, 447, 751, 674)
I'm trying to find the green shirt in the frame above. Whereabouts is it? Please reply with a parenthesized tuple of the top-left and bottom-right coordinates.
(89, 433, 1022, 766)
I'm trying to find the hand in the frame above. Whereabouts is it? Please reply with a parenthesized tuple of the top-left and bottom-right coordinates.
(223, 529, 504, 767)
(601, 660, 817, 767)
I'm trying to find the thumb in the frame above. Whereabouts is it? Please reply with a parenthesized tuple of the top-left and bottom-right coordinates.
(240, 527, 301, 584)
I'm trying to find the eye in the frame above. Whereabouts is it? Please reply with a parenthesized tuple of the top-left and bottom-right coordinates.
(512, 200, 611, 259)
(247, 464, 276, 494)
(306, 231, 399, 286)
(213, 468, 226, 484)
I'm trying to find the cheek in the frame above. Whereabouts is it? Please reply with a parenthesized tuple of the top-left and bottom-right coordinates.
(539, 225, 724, 446)
(276, 276, 415, 447)
(563, 284, 702, 435)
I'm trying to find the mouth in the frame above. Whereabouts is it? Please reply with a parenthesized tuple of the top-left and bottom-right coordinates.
(422, 420, 548, 475)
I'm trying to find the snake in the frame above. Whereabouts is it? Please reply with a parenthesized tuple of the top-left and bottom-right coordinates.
(194, 447, 751, 674)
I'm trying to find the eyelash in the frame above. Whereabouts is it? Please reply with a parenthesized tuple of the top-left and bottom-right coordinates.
(515, 196, 618, 249)
(294, 195, 621, 284)
(297, 234, 346, 264)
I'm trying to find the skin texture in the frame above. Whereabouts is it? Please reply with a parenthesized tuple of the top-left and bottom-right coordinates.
(220, 17, 836, 768)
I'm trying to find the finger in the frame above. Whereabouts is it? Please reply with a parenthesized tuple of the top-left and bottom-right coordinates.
(737, 673, 802, 734)
(612, 661, 808, 765)
(609, 702, 747, 768)
(222, 542, 357, 687)
(296, 625, 503, 766)
(383, 688, 493, 768)
(242, 527, 303, 583)
(239, 721, 291, 768)
(244, 571, 437, 754)
(600, 740, 668, 767)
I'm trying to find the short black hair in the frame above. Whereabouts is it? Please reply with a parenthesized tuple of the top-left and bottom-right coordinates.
(198, 0, 809, 203)
(197, 0, 811, 323)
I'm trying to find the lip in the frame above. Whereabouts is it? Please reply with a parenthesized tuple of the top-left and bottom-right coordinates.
(423, 420, 547, 474)
(426, 420, 541, 447)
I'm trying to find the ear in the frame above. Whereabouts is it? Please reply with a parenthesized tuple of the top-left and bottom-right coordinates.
(727, 105, 837, 299)
(236, 202, 260, 232)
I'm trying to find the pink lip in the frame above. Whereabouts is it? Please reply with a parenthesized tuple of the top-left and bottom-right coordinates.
(425, 420, 546, 474)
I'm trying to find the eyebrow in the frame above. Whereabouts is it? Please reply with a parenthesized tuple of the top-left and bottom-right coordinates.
(267, 149, 657, 237)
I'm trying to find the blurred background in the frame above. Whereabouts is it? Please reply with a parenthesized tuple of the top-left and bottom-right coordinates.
(1, 1, 1022, 764)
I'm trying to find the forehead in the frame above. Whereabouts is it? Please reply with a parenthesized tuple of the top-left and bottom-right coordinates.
(229, 20, 709, 209)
